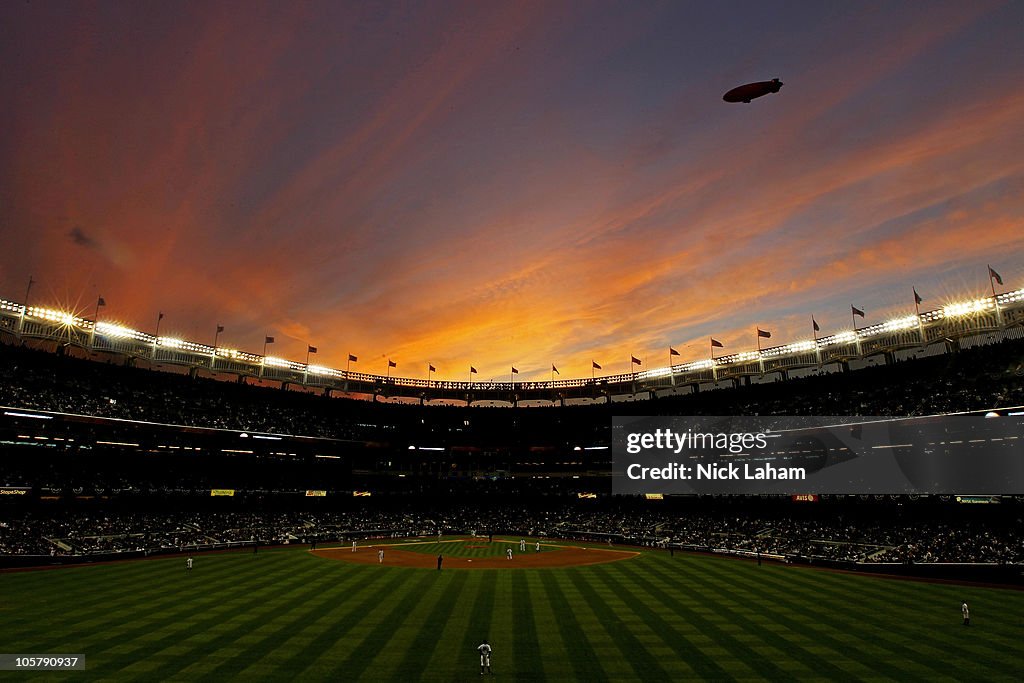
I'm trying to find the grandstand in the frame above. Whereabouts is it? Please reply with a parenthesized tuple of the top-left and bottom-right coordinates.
(2, 284, 1023, 404)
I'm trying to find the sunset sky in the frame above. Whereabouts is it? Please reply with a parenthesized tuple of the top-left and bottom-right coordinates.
(2, 1, 1023, 381)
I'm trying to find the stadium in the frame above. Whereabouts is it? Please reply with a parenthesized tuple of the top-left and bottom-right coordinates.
(4, 2, 1024, 680)
(2, 284, 1023, 680)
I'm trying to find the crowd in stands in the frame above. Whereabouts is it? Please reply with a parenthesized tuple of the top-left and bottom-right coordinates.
(2, 336, 1023, 568)
(2, 505, 1020, 565)
(2, 338, 1024, 449)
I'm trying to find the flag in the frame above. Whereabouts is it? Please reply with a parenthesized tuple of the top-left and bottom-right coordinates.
(158, 312, 164, 321)
(97, 296, 106, 307)
(757, 328, 771, 338)
(710, 338, 723, 348)
(348, 354, 358, 363)
(388, 359, 397, 368)
(265, 336, 275, 344)
(913, 288, 922, 305)
(308, 345, 317, 354)
(551, 364, 559, 375)
(217, 325, 224, 333)
(852, 306, 865, 318)
(631, 356, 641, 365)
(669, 347, 680, 356)
(989, 266, 1003, 285)
(592, 361, 602, 370)
(812, 318, 820, 332)
(511, 366, 519, 374)
(428, 364, 436, 373)
(470, 366, 478, 374)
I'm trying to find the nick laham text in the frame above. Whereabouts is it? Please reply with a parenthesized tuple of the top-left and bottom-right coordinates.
(627, 463, 806, 480)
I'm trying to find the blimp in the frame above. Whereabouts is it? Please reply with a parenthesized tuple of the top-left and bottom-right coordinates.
(723, 78, 783, 103)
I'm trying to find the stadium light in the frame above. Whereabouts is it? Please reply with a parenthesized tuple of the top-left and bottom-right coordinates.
(943, 298, 993, 318)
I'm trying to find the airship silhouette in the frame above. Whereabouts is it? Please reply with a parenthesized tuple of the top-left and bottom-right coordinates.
(723, 78, 783, 103)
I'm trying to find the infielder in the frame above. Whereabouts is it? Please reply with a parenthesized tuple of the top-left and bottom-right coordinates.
(506, 548, 513, 560)
(478, 639, 492, 675)
(378, 549, 384, 564)
(519, 539, 526, 552)
(352, 540, 357, 552)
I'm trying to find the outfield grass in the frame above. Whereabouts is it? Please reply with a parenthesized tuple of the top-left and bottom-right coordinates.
(1, 542, 1021, 681)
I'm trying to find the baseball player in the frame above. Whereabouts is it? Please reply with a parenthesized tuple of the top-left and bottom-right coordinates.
(506, 548, 513, 560)
(352, 540, 357, 552)
(962, 600, 970, 626)
(478, 639, 492, 675)
(186, 556, 193, 571)
(378, 549, 384, 563)
(519, 539, 526, 552)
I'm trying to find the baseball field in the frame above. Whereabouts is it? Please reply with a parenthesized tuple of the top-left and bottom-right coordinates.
(1, 538, 1021, 681)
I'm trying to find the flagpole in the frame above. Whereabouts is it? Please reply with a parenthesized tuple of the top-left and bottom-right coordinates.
(988, 265, 1004, 328)
(212, 325, 222, 370)
(89, 295, 103, 351)
(154, 313, 164, 361)
(18, 275, 34, 337)
(756, 327, 761, 353)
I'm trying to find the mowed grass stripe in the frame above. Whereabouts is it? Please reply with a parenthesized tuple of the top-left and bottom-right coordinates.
(281, 564, 417, 680)
(321, 569, 437, 680)
(803, 569, 1022, 678)
(383, 570, 470, 680)
(105, 556, 330, 678)
(413, 571, 499, 681)
(518, 571, 573, 682)
(0, 558, 210, 637)
(760, 564, 1024, 668)
(659, 558, 881, 678)
(4, 553, 284, 655)
(510, 571, 544, 680)
(153, 554, 378, 680)
(82, 555, 300, 658)
(566, 566, 672, 680)
(726, 561, 1013, 679)
(595, 559, 733, 680)
(661, 554, 1018, 680)
(616, 558, 780, 680)
(662, 558, 878, 680)
(537, 570, 610, 682)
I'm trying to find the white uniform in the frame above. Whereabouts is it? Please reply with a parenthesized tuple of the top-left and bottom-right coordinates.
(186, 557, 193, 570)
(352, 541, 357, 552)
(378, 549, 384, 563)
(535, 542, 540, 552)
(478, 641, 492, 673)
(962, 601, 970, 625)
(506, 548, 513, 560)
(520, 539, 526, 551)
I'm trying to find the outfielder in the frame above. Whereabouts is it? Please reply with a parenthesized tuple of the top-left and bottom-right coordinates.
(478, 639, 492, 675)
